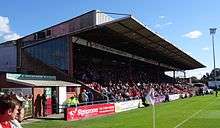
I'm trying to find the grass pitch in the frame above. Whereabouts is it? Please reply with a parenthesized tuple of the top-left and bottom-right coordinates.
(23, 94, 220, 128)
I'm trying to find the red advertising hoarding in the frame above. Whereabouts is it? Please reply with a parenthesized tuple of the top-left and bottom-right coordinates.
(65, 103, 115, 121)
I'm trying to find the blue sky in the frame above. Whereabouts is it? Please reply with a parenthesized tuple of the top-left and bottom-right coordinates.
(0, 0, 220, 78)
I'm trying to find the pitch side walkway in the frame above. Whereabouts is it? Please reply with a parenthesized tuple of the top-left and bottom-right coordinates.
(21, 113, 64, 125)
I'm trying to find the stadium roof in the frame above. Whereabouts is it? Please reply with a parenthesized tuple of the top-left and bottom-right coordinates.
(2, 10, 204, 71)
(74, 16, 205, 71)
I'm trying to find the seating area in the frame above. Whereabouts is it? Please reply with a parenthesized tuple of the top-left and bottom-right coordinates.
(76, 61, 196, 102)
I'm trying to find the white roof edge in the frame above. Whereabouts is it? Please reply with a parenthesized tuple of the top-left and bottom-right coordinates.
(6, 78, 81, 87)
(96, 15, 131, 27)
(6, 79, 34, 87)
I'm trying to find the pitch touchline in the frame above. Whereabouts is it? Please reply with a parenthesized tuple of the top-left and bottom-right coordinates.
(174, 109, 202, 128)
(173, 98, 216, 128)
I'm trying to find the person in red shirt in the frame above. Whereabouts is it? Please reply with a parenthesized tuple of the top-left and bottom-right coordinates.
(0, 97, 20, 128)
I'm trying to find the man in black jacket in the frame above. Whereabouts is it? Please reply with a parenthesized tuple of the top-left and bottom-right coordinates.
(42, 90, 47, 117)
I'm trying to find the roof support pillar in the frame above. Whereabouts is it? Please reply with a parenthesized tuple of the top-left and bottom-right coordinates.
(129, 59, 132, 81)
(157, 63, 160, 83)
(70, 36, 79, 82)
(183, 70, 186, 79)
(173, 70, 176, 84)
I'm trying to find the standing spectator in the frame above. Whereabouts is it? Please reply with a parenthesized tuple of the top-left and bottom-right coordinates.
(34, 94, 42, 117)
(215, 86, 218, 97)
(87, 90, 94, 104)
(52, 90, 59, 114)
(164, 92, 169, 102)
(42, 90, 47, 117)
(81, 89, 88, 105)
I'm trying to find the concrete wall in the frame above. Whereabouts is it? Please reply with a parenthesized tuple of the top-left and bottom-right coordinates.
(58, 86, 66, 112)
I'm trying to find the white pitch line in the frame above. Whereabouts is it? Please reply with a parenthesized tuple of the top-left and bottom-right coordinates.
(174, 98, 217, 128)
(174, 109, 202, 128)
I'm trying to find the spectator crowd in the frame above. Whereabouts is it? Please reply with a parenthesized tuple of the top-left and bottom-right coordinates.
(76, 61, 200, 103)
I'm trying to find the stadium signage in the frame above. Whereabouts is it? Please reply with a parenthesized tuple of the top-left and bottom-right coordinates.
(65, 103, 115, 121)
(208, 81, 220, 88)
(115, 100, 140, 112)
(154, 96, 165, 103)
(169, 94, 180, 101)
(6, 73, 56, 80)
(77, 108, 99, 116)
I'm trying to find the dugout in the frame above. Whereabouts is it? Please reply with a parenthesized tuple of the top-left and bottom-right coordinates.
(0, 72, 81, 117)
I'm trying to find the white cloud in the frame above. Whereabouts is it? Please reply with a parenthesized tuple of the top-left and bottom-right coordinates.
(159, 16, 165, 19)
(0, 16, 21, 42)
(155, 24, 161, 28)
(202, 47, 209, 51)
(155, 15, 173, 29)
(3, 33, 20, 41)
(165, 68, 211, 79)
(183, 30, 202, 39)
(155, 22, 173, 28)
(186, 68, 212, 79)
(165, 22, 172, 25)
(0, 16, 10, 33)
